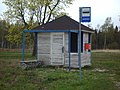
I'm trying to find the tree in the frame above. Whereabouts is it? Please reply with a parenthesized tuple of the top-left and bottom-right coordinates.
(3, 0, 73, 27)
(92, 18, 120, 50)
(3, 0, 74, 55)
(3, 0, 28, 27)
(5, 22, 33, 49)
(5, 24, 23, 48)
(0, 19, 9, 48)
(100, 17, 113, 49)
(114, 26, 120, 49)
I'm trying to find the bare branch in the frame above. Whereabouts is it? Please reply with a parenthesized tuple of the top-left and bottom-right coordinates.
(46, 0, 60, 23)
(42, 5, 48, 24)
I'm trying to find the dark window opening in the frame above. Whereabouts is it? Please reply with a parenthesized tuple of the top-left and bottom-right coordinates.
(88, 33, 91, 43)
(81, 31, 83, 52)
(70, 32, 78, 53)
(88, 33, 91, 52)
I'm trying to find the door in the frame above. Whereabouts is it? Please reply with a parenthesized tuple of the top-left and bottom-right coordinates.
(51, 33, 64, 65)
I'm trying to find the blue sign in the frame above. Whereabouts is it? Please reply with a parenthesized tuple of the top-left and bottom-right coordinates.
(80, 7, 91, 22)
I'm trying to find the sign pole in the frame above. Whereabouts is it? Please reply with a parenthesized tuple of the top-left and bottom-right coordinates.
(78, 7, 82, 79)
(79, 7, 91, 79)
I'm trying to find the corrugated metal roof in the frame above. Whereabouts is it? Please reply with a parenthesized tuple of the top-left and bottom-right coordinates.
(32, 15, 94, 32)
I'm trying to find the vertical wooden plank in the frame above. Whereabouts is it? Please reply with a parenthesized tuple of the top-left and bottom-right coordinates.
(50, 33, 52, 65)
(51, 33, 64, 65)
(36, 33, 38, 64)
(63, 33, 65, 65)
(38, 33, 51, 65)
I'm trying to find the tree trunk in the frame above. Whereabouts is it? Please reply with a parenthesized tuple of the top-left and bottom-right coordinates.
(104, 33, 106, 49)
(32, 33, 36, 56)
(1, 32, 4, 48)
(1, 36, 4, 48)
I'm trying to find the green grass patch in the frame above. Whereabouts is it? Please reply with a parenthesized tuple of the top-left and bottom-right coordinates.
(0, 51, 120, 90)
(0, 52, 35, 60)
(92, 52, 120, 82)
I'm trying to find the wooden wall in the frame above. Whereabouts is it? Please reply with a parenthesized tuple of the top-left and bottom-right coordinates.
(37, 32, 91, 68)
(50, 33, 64, 65)
(64, 32, 91, 68)
(38, 32, 64, 66)
(38, 33, 51, 65)
(82, 32, 91, 66)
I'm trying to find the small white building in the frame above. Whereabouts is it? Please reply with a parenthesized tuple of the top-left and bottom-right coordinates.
(22, 15, 94, 69)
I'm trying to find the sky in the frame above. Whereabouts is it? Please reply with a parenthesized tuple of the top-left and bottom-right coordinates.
(65, 0, 120, 28)
(0, 0, 120, 28)
(0, 0, 6, 17)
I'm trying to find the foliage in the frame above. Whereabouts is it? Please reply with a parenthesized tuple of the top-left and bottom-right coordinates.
(2, 0, 74, 51)
(6, 25, 23, 45)
(92, 17, 120, 49)
(5, 24, 33, 48)
(3, 0, 74, 26)
(0, 19, 9, 48)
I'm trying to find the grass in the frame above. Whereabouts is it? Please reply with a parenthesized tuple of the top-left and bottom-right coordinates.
(92, 52, 120, 81)
(0, 51, 120, 90)
(0, 51, 35, 60)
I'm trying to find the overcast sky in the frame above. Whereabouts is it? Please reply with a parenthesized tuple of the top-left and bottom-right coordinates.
(0, 0, 120, 28)
(66, 0, 120, 28)
(0, 0, 6, 16)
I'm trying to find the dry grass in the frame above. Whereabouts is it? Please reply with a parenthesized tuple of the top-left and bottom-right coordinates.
(92, 49, 120, 53)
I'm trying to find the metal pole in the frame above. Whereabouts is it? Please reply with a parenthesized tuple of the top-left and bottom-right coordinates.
(78, 7, 82, 79)
(68, 31, 71, 71)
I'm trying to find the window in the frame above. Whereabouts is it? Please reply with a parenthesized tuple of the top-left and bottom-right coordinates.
(81, 31, 83, 52)
(88, 33, 91, 52)
(70, 32, 78, 53)
(70, 32, 83, 53)
(88, 33, 91, 43)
